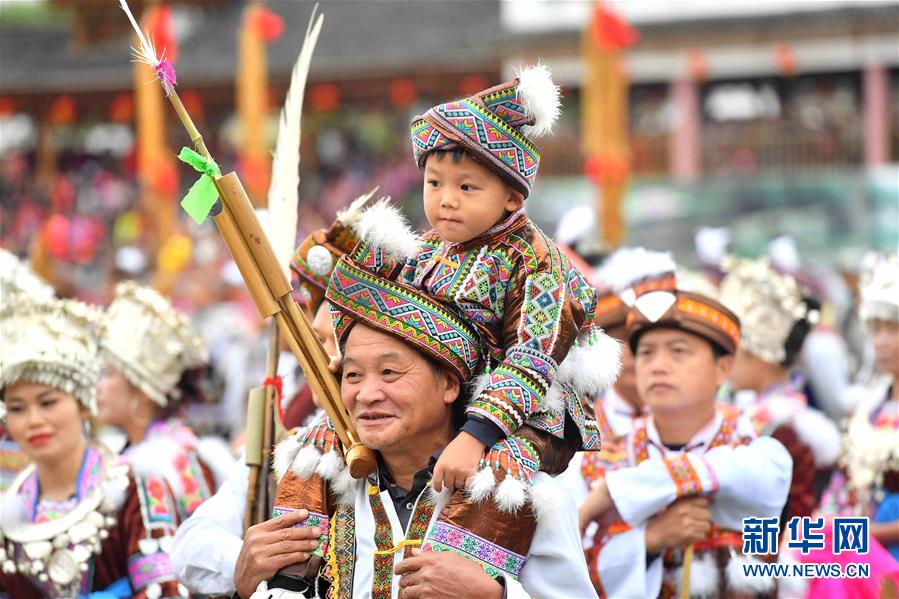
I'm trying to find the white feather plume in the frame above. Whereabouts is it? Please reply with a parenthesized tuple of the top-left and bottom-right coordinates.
(119, 0, 159, 67)
(467, 373, 490, 402)
(516, 62, 561, 138)
(267, 8, 324, 280)
(353, 199, 421, 261)
(594, 247, 676, 293)
(336, 187, 379, 228)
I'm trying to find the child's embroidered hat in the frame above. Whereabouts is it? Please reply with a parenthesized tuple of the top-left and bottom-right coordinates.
(325, 201, 482, 383)
(411, 64, 561, 198)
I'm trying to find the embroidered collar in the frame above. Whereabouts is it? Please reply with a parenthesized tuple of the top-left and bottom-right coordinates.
(2, 443, 130, 596)
(436, 208, 529, 252)
(644, 408, 724, 456)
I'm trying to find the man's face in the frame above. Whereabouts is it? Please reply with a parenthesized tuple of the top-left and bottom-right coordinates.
(341, 324, 460, 452)
(634, 327, 732, 416)
(422, 153, 523, 244)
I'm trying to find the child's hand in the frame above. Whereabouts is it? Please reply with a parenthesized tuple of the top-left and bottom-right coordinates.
(432, 432, 486, 493)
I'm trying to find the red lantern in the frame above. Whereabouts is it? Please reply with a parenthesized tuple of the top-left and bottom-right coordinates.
(146, 4, 178, 64)
(459, 75, 489, 97)
(0, 97, 16, 117)
(592, 2, 639, 51)
(48, 96, 77, 126)
(109, 92, 135, 123)
(252, 6, 285, 43)
(310, 83, 340, 112)
(687, 49, 708, 81)
(388, 78, 417, 108)
(44, 214, 71, 260)
(584, 151, 630, 185)
(776, 44, 797, 77)
(152, 157, 179, 197)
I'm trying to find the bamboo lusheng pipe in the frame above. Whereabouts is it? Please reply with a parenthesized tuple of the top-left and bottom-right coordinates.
(256, 322, 280, 526)
(209, 171, 375, 478)
(244, 386, 266, 533)
(124, 16, 376, 476)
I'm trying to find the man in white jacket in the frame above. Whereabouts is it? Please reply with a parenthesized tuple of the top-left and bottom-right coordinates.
(579, 277, 792, 598)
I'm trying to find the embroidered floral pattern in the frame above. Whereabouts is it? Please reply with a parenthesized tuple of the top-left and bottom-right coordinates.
(422, 522, 526, 579)
(128, 551, 175, 590)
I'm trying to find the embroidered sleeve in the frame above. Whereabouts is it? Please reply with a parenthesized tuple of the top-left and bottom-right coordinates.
(126, 474, 187, 598)
(466, 236, 590, 437)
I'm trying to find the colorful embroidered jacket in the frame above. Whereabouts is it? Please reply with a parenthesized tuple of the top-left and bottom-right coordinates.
(268, 423, 596, 599)
(122, 418, 222, 521)
(399, 209, 600, 447)
(584, 404, 792, 598)
(0, 443, 187, 599)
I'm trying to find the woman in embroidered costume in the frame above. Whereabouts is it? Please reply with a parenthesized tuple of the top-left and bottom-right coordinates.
(0, 249, 55, 493)
(719, 257, 841, 522)
(0, 296, 186, 599)
(577, 274, 793, 598)
(96, 281, 233, 521)
(798, 252, 899, 599)
(245, 236, 595, 599)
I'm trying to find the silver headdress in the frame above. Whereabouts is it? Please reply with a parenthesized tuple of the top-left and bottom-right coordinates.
(1, 296, 101, 414)
(858, 251, 899, 324)
(100, 282, 207, 407)
(719, 257, 815, 364)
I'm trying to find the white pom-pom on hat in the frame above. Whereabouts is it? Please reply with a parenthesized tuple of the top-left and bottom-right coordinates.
(516, 62, 561, 138)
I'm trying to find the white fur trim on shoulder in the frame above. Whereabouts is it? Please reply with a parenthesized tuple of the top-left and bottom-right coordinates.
(792, 408, 842, 468)
(197, 436, 236, 490)
(353, 199, 420, 262)
(127, 437, 185, 496)
(331, 464, 359, 507)
(291, 444, 323, 479)
(273, 435, 302, 482)
(516, 62, 561, 138)
(315, 449, 343, 481)
(556, 330, 622, 396)
(336, 187, 379, 228)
